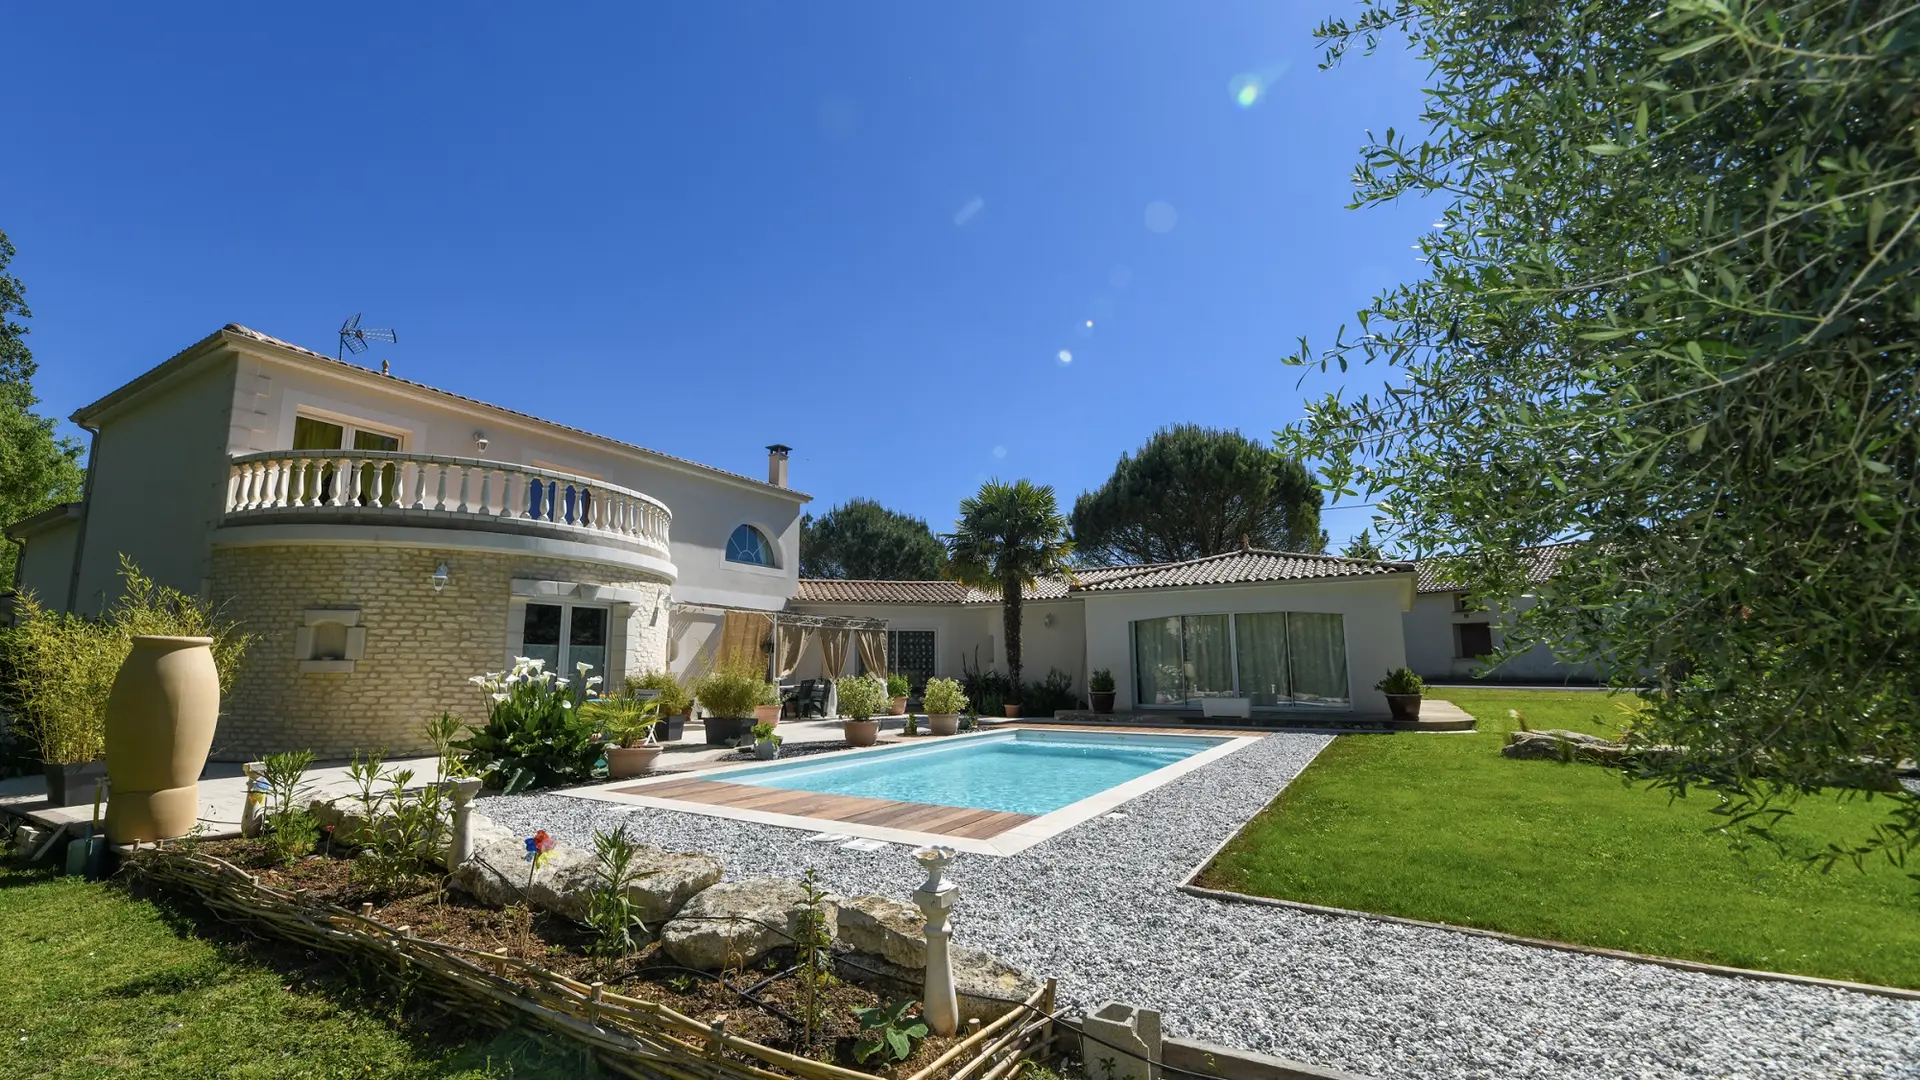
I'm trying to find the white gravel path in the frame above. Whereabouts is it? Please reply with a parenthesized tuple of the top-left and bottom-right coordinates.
(481, 734, 1920, 1080)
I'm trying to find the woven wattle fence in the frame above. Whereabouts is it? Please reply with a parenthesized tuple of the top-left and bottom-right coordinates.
(125, 847, 1059, 1080)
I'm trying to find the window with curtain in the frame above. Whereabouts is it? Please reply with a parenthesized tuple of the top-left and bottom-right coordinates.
(1287, 612, 1350, 707)
(1130, 610, 1349, 709)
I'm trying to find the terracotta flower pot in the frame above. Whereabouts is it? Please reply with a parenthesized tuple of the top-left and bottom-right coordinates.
(1089, 691, 1116, 714)
(104, 635, 219, 844)
(1385, 693, 1423, 721)
(843, 719, 880, 747)
(606, 744, 663, 779)
(928, 713, 960, 736)
(891, 696, 908, 715)
(1002, 704, 1022, 719)
(753, 704, 782, 726)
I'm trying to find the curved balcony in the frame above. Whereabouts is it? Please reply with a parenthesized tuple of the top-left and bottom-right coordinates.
(222, 450, 673, 570)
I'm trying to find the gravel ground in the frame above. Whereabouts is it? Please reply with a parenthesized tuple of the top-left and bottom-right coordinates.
(482, 734, 1920, 1080)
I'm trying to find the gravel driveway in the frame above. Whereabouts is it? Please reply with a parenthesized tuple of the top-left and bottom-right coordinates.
(482, 734, 1920, 1080)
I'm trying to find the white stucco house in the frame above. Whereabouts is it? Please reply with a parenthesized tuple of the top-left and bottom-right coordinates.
(8, 322, 1439, 757)
(1403, 543, 1598, 685)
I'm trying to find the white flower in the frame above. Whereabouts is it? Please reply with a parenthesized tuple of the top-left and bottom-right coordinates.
(586, 675, 603, 687)
(560, 700, 572, 709)
(525, 657, 546, 670)
(490, 692, 508, 703)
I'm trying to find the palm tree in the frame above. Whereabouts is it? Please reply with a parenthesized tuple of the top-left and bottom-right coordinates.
(945, 479, 1075, 705)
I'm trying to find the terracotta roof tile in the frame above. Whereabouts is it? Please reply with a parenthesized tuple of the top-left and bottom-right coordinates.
(1415, 542, 1582, 593)
(796, 550, 1411, 605)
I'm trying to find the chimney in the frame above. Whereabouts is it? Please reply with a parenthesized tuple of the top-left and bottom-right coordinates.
(766, 444, 792, 488)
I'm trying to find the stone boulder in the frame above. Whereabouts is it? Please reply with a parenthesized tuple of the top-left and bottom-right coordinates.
(838, 894, 927, 968)
(1502, 729, 1632, 764)
(660, 878, 840, 971)
(448, 825, 723, 926)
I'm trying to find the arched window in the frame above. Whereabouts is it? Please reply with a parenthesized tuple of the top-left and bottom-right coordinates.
(726, 524, 775, 567)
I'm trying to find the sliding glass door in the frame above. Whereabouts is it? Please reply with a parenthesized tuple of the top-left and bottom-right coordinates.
(1131, 610, 1350, 709)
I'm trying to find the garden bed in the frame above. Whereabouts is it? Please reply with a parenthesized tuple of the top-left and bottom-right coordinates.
(128, 838, 1057, 1080)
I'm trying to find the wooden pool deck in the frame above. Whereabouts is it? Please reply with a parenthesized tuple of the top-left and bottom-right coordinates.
(614, 775, 1036, 840)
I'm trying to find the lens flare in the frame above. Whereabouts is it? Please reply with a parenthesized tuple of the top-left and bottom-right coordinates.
(1231, 76, 1262, 108)
(1057, 350, 1073, 365)
(1144, 201, 1179, 234)
(992, 445, 1008, 459)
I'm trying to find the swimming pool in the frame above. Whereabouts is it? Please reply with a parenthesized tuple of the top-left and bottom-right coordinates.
(722, 729, 1230, 816)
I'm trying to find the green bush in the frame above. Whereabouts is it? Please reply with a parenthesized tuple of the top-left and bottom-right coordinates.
(921, 677, 968, 716)
(1375, 667, 1425, 695)
(750, 721, 781, 745)
(836, 674, 889, 721)
(1089, 668, 1116, 694)
(692, 658, 776, 719)
(1019, 668, 1078, 716)
(582, 696, 661, 747)
(1, 557, 253, 765)
(454, 658, 601, 793)
(885, 673, 910, 699)
(626, 669, 690, 716)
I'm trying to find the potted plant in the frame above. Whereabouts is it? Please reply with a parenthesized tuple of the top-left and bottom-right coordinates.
(750, 721, 783, 760)
(588, 696, 663, 779)
(752, 678, 783, 728)
(1002, 701, 1023, 719)
(1088, 668, 1117, 714)
(692, 659, 776, 746)
(628, 671, 691, 742)
(886, 673, 910, 715)
(836, 674, 888, 747)
(922, 677, 969, 737)
(1376, 667, 1425, 721)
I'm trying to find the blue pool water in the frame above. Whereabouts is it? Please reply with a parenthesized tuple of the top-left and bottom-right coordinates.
(724, 729, 1228, 816)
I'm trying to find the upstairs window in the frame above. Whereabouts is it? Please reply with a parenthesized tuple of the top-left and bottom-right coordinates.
(726, 525, 775, 567)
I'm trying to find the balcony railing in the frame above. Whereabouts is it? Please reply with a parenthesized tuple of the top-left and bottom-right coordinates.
(224, 450, 672, 557)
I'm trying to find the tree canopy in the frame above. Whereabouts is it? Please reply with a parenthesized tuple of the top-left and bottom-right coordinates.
(1340, 529, 1385, 561)
(1070, 424, 1324, 566)
(799, 498, 946, 580)
(0, 230, 85, 587)
(1281, 1, 1919, 857)
(946, 479, 1074, 694)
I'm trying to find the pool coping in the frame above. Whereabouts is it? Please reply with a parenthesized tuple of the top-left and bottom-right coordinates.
(551, 729, 1262, 856)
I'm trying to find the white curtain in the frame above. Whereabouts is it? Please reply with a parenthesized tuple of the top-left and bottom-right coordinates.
(1234, 612, 1292, 707)
(1287, 612, 1350, 707)
(1131, 617, 1184, 706)
(1182, 614, 1234, 700)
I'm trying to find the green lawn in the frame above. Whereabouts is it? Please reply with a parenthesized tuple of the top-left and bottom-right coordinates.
(0, 861, 587, 1079)
(1199, 688, 1920, 988)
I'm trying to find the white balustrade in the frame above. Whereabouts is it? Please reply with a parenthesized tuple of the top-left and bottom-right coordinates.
(223, 450, 672, 554)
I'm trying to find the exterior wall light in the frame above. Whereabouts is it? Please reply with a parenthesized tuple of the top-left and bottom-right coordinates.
(431, 563, 451, 593)
(473, 430, 489, 453)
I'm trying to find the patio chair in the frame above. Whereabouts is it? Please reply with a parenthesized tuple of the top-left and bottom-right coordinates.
(784, 678, 832, 719)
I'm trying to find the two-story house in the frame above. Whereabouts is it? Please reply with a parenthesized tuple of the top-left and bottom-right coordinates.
(12, 324, 809, 758)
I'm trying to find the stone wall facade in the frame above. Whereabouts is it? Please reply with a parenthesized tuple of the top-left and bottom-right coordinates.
(208, 543, 670, 760)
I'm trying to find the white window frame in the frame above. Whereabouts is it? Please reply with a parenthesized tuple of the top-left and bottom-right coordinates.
(724, 524, 778, 568)
(510, 600, 616, 680)
(292, 407, 409, 452)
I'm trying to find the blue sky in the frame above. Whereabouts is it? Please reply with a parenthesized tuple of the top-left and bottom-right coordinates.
(6, 3, 1430, 551)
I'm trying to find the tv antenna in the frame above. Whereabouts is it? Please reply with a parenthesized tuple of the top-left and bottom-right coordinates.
(337, 313, 398, 361)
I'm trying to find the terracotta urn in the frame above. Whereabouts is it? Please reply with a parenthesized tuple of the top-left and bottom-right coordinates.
(927, 713, 960, 737)
(843, 718, 880, 747)
(891, 696, 908, 715)
(104, 636, 219, 844)
(753, 704, 782, 726)
(605, 743, 663, 779)
(1002, 703, 1022, 719)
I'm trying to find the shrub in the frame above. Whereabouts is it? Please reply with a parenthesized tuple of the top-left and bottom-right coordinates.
(585, 826, 653, 974)
(261, 749, 317, 866)
(750, 721, 781, 745)
(692, 658, 776, 720)
(885, 673, 910, 699)
(1375, 668, 1424, 695)
(835, 674, 889, 721)
(1, 557, 254, 765)
(454, 658, 601, 793)
(583, 696, 661, 747)
(627, 670, 690, 716)
(1020, 668, 1078, 716)
(1089, 668, 1116, 694)
(959, 649, 1014, 716)
(921, 677, 968, 716)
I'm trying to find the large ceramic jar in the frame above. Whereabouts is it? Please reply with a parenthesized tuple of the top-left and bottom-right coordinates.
(104, 636, 220, 843)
